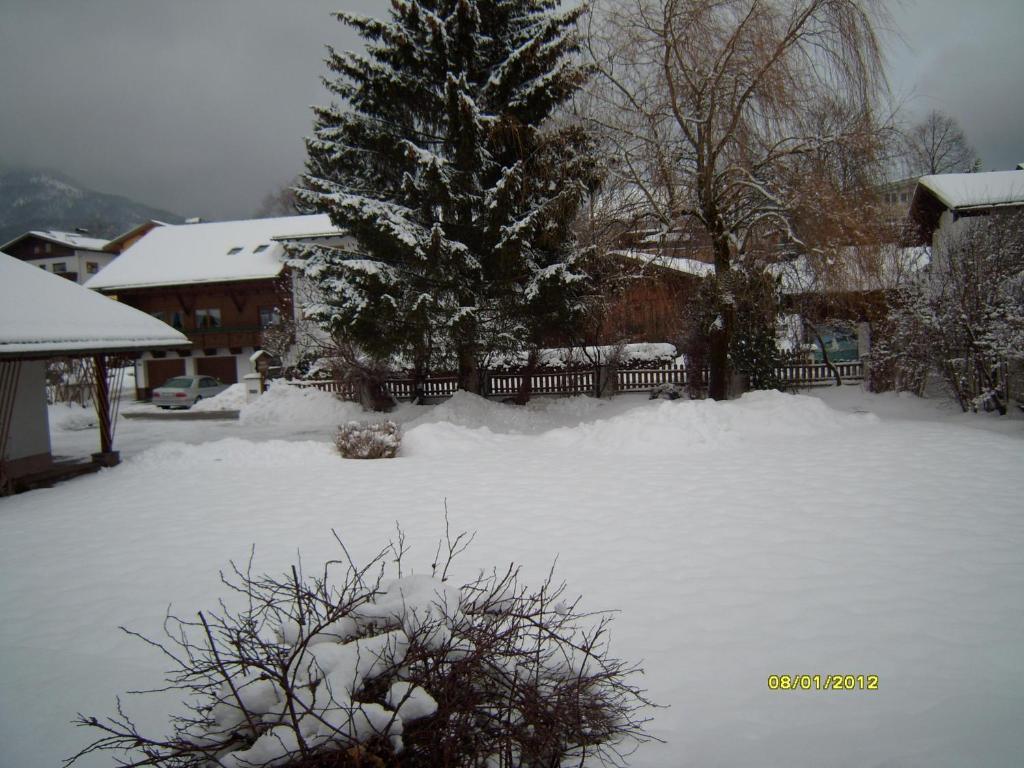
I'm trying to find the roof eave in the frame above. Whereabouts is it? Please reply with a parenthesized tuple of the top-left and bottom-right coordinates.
(0, 339, 190, 362)
(953, 200, 1024, 213)
(90, 271, 285, 293)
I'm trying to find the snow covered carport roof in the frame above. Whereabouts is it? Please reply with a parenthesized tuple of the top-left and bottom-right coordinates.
(914, 170, 1024, 212)
(0, 252, 189, 360)
(85, 214, 338, 292)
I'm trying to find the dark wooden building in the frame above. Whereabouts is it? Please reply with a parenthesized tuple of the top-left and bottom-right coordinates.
(85, 215, 345, 398)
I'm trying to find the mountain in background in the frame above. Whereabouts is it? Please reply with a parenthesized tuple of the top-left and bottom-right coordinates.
(0, 167, 183, 245)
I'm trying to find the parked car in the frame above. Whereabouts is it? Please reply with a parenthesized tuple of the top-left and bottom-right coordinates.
(152, 375, 229, 409)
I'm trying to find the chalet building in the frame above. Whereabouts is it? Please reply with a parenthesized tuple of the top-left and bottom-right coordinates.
(908, 169, 1024, 248)
(0, 229, 116, 284)
(0, 220, 167, 285)
(85, 215, 348, 398)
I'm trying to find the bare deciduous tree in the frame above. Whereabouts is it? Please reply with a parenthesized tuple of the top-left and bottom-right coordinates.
(255, 175, 309, 219)
(902, 110, 979, 177)
(582, 0, 890, 398)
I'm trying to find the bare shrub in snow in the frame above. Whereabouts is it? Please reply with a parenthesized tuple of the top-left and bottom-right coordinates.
(329, 341, 397, 412)
(68, 527, 656, 768)
(876, 215, 1024, 413)
(46, 357, 94, 405)
(336, 421, 401, 460)
(649, 382, 685, 401)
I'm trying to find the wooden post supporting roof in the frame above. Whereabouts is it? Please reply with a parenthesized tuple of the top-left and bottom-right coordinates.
(91, 354, 120, 466)
(0, 360, 22, 493)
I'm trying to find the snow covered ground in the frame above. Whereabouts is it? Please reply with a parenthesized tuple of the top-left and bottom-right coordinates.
(2, 386, 1023, 767)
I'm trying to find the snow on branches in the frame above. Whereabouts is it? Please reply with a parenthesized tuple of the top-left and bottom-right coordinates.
(876, 214, 1024, 413)
(68, 527, 656, 768)
(296, 0, 597, 392)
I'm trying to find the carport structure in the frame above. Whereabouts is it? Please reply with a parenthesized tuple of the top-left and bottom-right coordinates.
(1, 253, 188, 494)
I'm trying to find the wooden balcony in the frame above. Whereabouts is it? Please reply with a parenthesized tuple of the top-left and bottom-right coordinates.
(186, 324, 262, 349)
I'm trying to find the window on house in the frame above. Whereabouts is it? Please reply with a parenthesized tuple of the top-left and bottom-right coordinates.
(259, 306, 282, 328)
(86, 261, 99, 274)
(227, 247, 243, 255)
(51, 262, 67, 273)
(45, 243, 52, 254)
(900, 193, 908, 203)
(253, 244, 270, 253)
(196, 308, 222, 329)
(171, 311, 184, 330)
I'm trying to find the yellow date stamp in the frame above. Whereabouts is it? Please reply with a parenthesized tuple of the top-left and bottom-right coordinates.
(768, 674, 879, 691)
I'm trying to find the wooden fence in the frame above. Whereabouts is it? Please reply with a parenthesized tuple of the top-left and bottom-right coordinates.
(287, 361, 863, 401)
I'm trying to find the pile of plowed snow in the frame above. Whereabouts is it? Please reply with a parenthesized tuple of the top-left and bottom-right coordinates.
(239, 382, 364, 428)
(47, 403, 98, 431)
(406, 390, 617, 434)
(191, 383, 248, 412)
(401, 390, 876, 457)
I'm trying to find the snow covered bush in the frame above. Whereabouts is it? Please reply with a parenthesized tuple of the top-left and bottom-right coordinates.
(336, 421, 401, 460)
(68, 529, 654, 768)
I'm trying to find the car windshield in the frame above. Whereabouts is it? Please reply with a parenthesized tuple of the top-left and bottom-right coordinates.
(161, 377, 194, 388)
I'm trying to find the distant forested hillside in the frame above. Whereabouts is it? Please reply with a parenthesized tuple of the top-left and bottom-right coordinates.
(0, 167, 181, 245)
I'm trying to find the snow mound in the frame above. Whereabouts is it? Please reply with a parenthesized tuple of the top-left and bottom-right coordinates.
(191, 383, 247, 412)
(541, 390, 876, 455)
(408, 390, 611, 435)
(240, 382, 364, 427)
(47, 403, 98, 431)
(124, 438, 339, 474)
(404, 390, 876, 457)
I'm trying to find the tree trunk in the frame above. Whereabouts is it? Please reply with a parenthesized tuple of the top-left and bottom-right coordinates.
(707, 323, 729, 400)
(707, 236, 734, 401)
(358, 377, 395, 412)
(514, 349, 539, 404)
(457, 347, 480, 394)
(806, 320, 842, 386)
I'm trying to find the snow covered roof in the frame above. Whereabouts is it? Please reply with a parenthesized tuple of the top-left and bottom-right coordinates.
(769, 246, 930, 294)
(0, 251, 189, 359)
(916, 170, 1024, 211)
(102, 220, 169, 252)
(85, 214, 340, 291)
(0, 230, 110, 252)
(612, 249, 715, 278)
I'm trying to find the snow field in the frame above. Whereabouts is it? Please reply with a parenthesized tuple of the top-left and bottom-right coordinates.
(1, 389, 1023, 767)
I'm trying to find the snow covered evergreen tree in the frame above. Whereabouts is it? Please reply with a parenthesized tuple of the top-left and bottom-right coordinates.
(295, 0, 596, 393)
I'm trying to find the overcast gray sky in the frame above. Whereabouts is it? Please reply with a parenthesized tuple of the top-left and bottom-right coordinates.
(1, 0, 1021, 221)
